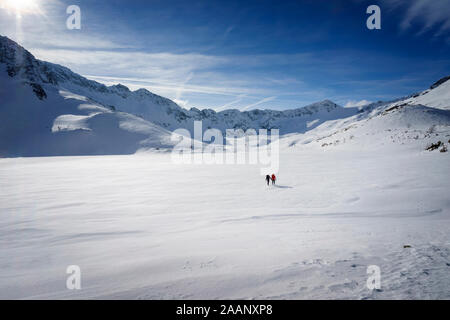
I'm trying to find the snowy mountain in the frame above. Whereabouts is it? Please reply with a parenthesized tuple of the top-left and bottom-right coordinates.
(0, 35, 357, 135)
(281, 75, 450, 154)
(1, 38, 450, 300)
(1, 35, 449, 157)
(0, 35, 180, 157)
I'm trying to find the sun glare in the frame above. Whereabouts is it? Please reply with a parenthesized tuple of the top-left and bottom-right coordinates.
(0, 0, 41, 17)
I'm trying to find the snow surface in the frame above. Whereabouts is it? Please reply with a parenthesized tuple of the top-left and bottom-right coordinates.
(402, 82, 450, 111)
(0, 139, 449, 299)
(1, 35, 450, 300)
(0, 71, 175, 156)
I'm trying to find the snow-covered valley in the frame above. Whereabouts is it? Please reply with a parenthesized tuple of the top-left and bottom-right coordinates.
(1, 34, 450, 300)
(0, 140, 449, 299)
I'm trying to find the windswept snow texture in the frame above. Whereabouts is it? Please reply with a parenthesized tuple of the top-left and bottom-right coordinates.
(0, 142, 449, 299)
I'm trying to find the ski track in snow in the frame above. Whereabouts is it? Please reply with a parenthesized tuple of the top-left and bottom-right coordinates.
(0, 147, 449, 299)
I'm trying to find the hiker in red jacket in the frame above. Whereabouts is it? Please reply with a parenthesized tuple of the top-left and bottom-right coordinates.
(271, 174, 276, 185)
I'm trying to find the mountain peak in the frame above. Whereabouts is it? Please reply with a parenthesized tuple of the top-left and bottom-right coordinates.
(110, 83, 130, 92)
(430, 76, 450, 90)
(0, 35, 40, 81)
(134, 88, 151, 95)
(320, 99, 338, 105)
(299, 99, 340, 113)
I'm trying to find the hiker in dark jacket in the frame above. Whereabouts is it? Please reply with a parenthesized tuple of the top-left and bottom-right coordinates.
(265, 175, 271, 186)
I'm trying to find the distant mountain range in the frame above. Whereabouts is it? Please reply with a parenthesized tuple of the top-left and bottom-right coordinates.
(1, 35, 449, 157)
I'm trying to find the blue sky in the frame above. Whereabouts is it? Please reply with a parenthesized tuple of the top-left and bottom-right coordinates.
(1, 0, 449, 110)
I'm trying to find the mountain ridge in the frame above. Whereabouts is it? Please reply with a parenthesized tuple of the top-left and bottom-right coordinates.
(0, 35, 359, 135)
(1, 34, 449, 157)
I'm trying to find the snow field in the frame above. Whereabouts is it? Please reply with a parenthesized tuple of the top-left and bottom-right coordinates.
(0, 145, 449, 299)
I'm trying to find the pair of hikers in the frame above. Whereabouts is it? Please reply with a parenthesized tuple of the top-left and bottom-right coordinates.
(265, 174, 276, 186)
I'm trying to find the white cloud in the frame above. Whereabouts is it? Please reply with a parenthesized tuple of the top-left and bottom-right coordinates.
(30, 49, 240, 104)
(85, 74, 260, 99)
(240, 96, 277, 111)
(173, 99, 189, 108)
(382, 0, 450, 37)
(31, 49, 225, 76)
(214, 94, 247, 112)
(344, 100, 372, 108)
